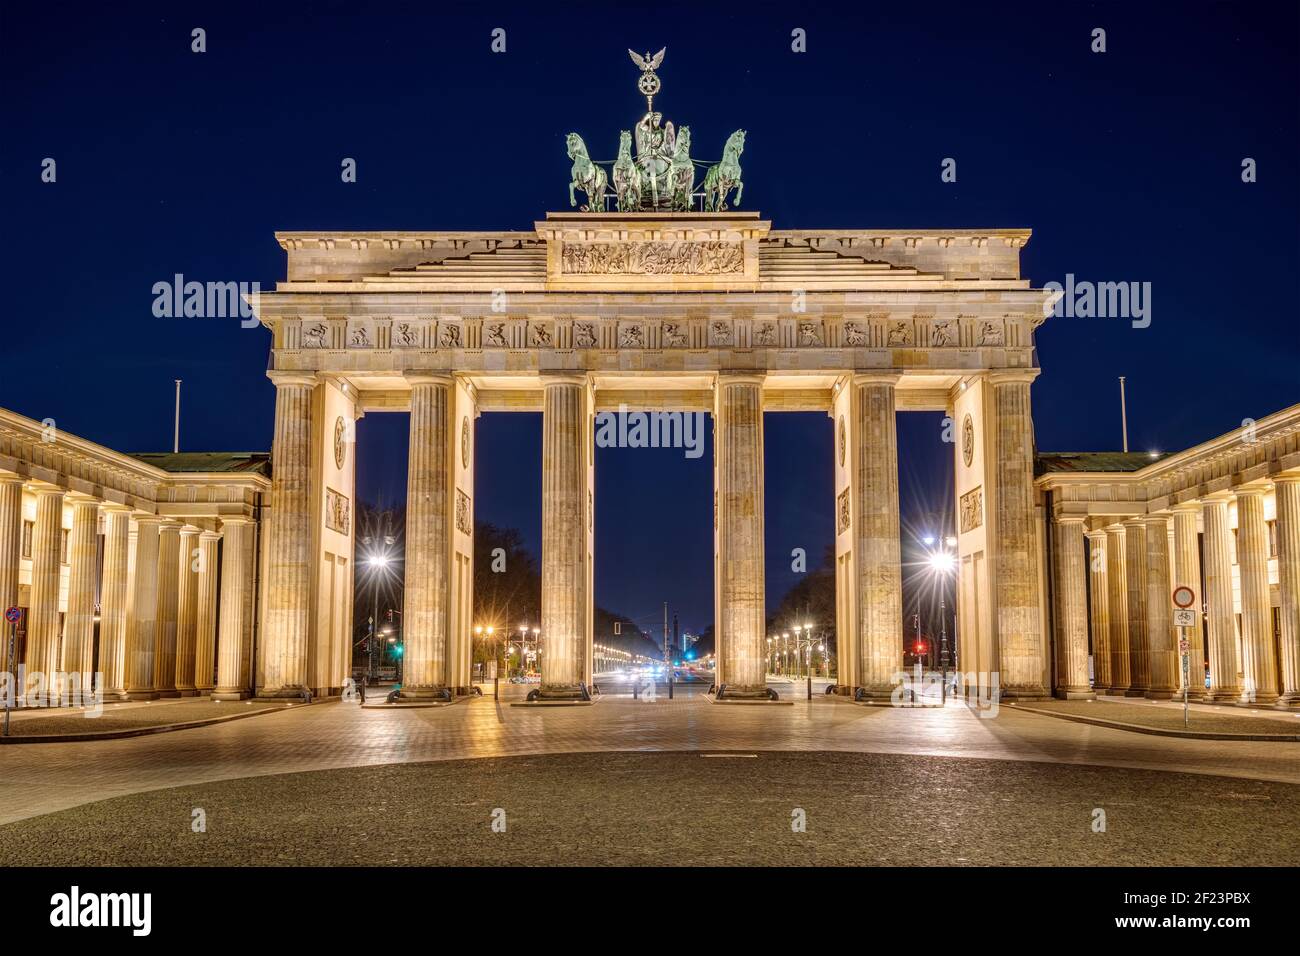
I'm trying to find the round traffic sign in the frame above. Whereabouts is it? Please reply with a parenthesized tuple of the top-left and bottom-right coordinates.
(4, 606, 20, 624)
(1172, 586, 1195, 609)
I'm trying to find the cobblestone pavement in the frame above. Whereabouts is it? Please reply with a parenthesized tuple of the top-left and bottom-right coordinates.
(2, 751, 1296, 866)
(1, 690, 1297, 826)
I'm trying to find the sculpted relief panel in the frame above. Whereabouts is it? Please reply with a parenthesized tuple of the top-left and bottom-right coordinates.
(561, 241, 743, 275)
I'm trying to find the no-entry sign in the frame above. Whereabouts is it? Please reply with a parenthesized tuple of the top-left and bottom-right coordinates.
(1172, 586, 1195, 609)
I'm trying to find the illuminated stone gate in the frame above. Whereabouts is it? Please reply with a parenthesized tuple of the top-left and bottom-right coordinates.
(251, 211, 1056, 700)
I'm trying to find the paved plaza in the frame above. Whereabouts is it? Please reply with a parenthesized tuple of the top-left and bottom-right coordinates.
(1, 689, 1296, 865)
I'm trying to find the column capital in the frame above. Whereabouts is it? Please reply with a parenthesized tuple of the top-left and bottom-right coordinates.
(539, 371, 589, 388)
(66, 495, 101, 511)
(1084, 527, 1108, 541)
(198, 529, 223, 542)
(0, 473, 23, 487)
(985, 368, 1041, 386)
(267, 370, 318, 389)
(1140, 512, 1172, 526)
(133, 514, 169, 527)
(1054, 514, 1088, 526)
(1233, 485, 1268, 501)
(99, 501, 135, 515)
(1273, 471, 1300, 487)
(219, 515, 256, 530)
(851, 370, 902, 387)
(715, 370, 766, 386)
(29, 484, 64, 498)
(1169, 500, 1203, 514)
(404, 370, 454, 388)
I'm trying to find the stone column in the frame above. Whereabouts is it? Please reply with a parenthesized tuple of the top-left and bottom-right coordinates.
(1201, 498, 1240, 702)
(1273, 476, 1300, 708)
(1171, 505, 1205, 695)
(851, 373, 902, 699)
(540, 374, 590, 699)
(214, 517, 254, 700)
(1085, 530, 1111, 692)
(0, 477, 22, 634)
(1052, 516, 1093, 698)
(1235, 489, 1277, 704)
(98, 507, 132, 699)
(25, 489, 64, 694)
(125, 516, 164, 700)
(260, 371, 315, 697)
(1105, 526, 1131, 694)
(402, 373, 453, 698)
(194, 530, 221, 694)
(988, 371, 1047, 697)
(1123, 518, 1149, 695)
(714, 372, 768, 698)
(60, 499, 99, 691)
(174, 527, 200, 695)
(1143, 514, 1177, 699)
(152, 522, 181, 697)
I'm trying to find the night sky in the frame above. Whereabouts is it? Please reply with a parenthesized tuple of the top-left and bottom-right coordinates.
(4, 2, 1297, 636)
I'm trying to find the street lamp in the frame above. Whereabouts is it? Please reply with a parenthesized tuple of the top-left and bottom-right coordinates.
(927, 540, 958, 700)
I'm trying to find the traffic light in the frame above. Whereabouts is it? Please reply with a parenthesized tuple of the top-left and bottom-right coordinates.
(386, 609, 394, 623)
(915, 640, 927, 655)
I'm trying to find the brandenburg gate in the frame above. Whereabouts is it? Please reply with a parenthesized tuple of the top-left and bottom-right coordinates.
(252, 209, 1053, 701)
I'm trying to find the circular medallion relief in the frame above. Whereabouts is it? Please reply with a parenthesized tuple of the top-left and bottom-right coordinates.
(962, 414, 975, 468)
(333, 417, 347, 469)
(838, 416, 846, 466)
(461, 416, 470, 469)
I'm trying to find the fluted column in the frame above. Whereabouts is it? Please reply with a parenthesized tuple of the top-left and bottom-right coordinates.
(1085, 530, 1111, 692)
(98, 507, 131, 699)
(1202, 498, 1240, 702)
(988, 371, 1047, 697)
(25, 489, 64, 697)
(60, 499, 99, 692)
(125, 516, 164, 700)
(214, 517, 254, 700)
(852, 373, 902, 699)
(540, 374, 590, 698)
(1171, 506, 1205, 695)
(174, 527, 200, 695)
(151, 522, 181, 697)
(194, 530, 221, 694)
(402, 373, 453, 698)
(1273, 476, 1300, 708)
(1143, 514, 1177, 699)
(0, 477, 22, 639)
(1105, 526, 1131, 694)
(1123, 518, 1149, 695)
(260, 370, 315, 697)
(1052, 516, 1093, 698)
(1235, 489, 1277, 704)
(715, 372, 767, 698)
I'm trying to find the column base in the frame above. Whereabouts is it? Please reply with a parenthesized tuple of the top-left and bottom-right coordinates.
(399, 685, 452, 701)
(156, 689, 181, 699)
(194, 687, 215, 697)
(1000, 686, 1052, 701)
(257, 685, 310, 699)
(1274, 692, 1300, 710)
(1145, 689, 1177, 700)
(716, 682, 775, 700)
(535, 683, 590, 701)
(125, 690, 159, 701)
(1123, 689, 1147, 698)
(1237, 694, 1279, 707)
(211, 689, 247, 701)
(176, 687, 198, 697)
(1055, 687, 1096, 700)
(1202, 691, 1241, 704)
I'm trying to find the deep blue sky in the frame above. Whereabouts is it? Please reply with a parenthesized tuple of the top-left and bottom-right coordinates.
(4, 1, 1297, 634)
